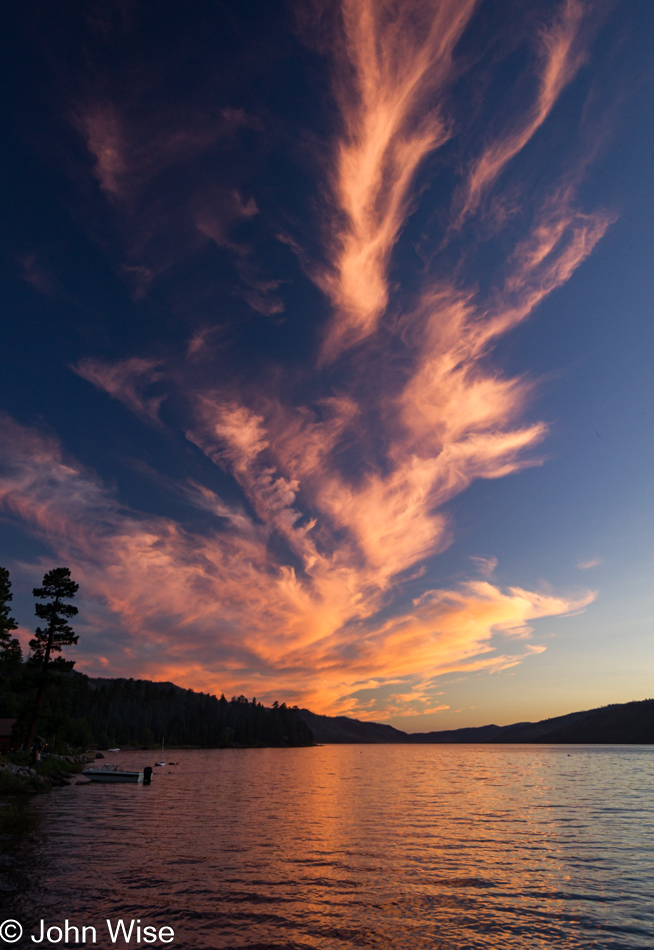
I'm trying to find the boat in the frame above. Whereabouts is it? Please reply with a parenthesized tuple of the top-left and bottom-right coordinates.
(106, 747, 121, 753)
(83, 764, 144, 783)
(155, 738, 165, 767)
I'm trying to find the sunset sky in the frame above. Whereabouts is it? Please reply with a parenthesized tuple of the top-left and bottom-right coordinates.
(1, 0, 653, 730)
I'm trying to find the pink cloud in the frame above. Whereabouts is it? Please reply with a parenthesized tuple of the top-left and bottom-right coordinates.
(72, 98, 266, 297)
(1, 0, 617, 720)
(76, 105, 126, 198)
(453, 0, 590, 229)
(481, 185, 615, 344)
(0, 413, 592, 715)
(317, 0, 478, 361)
(73, 356, 166, 424)
(577, 556, 601, 570)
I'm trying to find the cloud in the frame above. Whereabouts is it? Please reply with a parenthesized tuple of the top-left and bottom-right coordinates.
(470, 556, 498, 578)
(317, 0, 478, 361)
(235, 261, 286, 317)
(73, 356, 166, 424)
(55, 163, 610, 716)
(453, 0, 589, 229)
(465, 188, 613, 351)
(1, 0, 617, 719)
(173, 169, 607, 712)
(355, 579, 592, 683)
(75, 102, 235, 202)
(0, 414, 592, 715)
(577, 556, 601, 570)
(72, 95, 265, 298)
(76, 105, 126, 199)
(313, 0, 602, 365)
(18, 254, 57, 296)
(195, 191, 259, 255)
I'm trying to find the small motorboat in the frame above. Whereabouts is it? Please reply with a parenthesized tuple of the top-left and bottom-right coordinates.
(106, 747, 121, 753)
(83, 764, 145, 784)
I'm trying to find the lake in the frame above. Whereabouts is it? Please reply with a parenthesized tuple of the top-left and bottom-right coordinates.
(3, 744, 654, 948)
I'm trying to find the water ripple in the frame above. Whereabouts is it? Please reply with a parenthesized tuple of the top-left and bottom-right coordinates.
(3, 745, 654, 948)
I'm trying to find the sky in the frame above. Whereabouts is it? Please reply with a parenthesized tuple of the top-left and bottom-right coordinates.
(1, 0, 654, 731)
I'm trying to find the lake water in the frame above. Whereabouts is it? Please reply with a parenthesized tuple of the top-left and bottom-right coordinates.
(3, 744, 654, 949)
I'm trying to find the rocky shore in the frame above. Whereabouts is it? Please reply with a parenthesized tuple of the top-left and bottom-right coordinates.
(0, 753, 93, 793)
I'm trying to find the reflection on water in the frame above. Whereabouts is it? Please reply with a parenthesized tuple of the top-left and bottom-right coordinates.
(3, 745, 654, 948)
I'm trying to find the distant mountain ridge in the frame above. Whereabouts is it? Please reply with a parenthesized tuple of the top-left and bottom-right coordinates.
(299, 699, 654, 745)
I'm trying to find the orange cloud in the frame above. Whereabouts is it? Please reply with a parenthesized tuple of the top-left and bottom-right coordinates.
(481, 185, 614, 344)
(318, 0, 477, 361)
(454, 0, 589, 228)
(0, 414, 592, 716)
(172, 165, 609, 713)
(1, 1, 615, 721)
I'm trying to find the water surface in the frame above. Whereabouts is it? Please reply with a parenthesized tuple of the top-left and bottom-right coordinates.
(3, 745, 654, 948)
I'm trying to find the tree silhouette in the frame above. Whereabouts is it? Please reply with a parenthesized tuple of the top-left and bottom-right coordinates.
(0, 567, 22, 665)
(26, 567, 79, 750)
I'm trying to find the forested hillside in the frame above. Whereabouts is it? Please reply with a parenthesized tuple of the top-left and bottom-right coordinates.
(0, 664, 314, 750)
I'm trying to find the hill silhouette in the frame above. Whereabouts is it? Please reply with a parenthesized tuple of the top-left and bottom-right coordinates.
(299, 699, 654, 744)
(5, 660, 651, 749)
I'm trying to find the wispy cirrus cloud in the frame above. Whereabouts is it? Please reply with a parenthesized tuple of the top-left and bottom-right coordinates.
(481, 183, 614, 343)
(77, 106, 126, 199)
(0, 413, 591, 714)
(75, 102, 248, 202)
(316, 0, 603, 365)
(452, 0, 590, 229)
(577, 556, 601, 570)
(0, 0, 615, 720)
(73, 356, 167, 424)
(470, 556, 498, 578)
(317, 0, 477, 360)
(73, 96, 265, 299)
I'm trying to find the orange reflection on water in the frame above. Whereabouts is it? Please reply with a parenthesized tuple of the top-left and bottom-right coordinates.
(12, 744, 654, 949)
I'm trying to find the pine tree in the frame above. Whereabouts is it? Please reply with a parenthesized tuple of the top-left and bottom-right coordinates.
(29, 567, 79, 672)
(0, 566, 22, 664)
(26, 567, 79, 750)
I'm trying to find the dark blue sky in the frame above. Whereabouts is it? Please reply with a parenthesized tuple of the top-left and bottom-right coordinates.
(1, 0, 653, 727)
